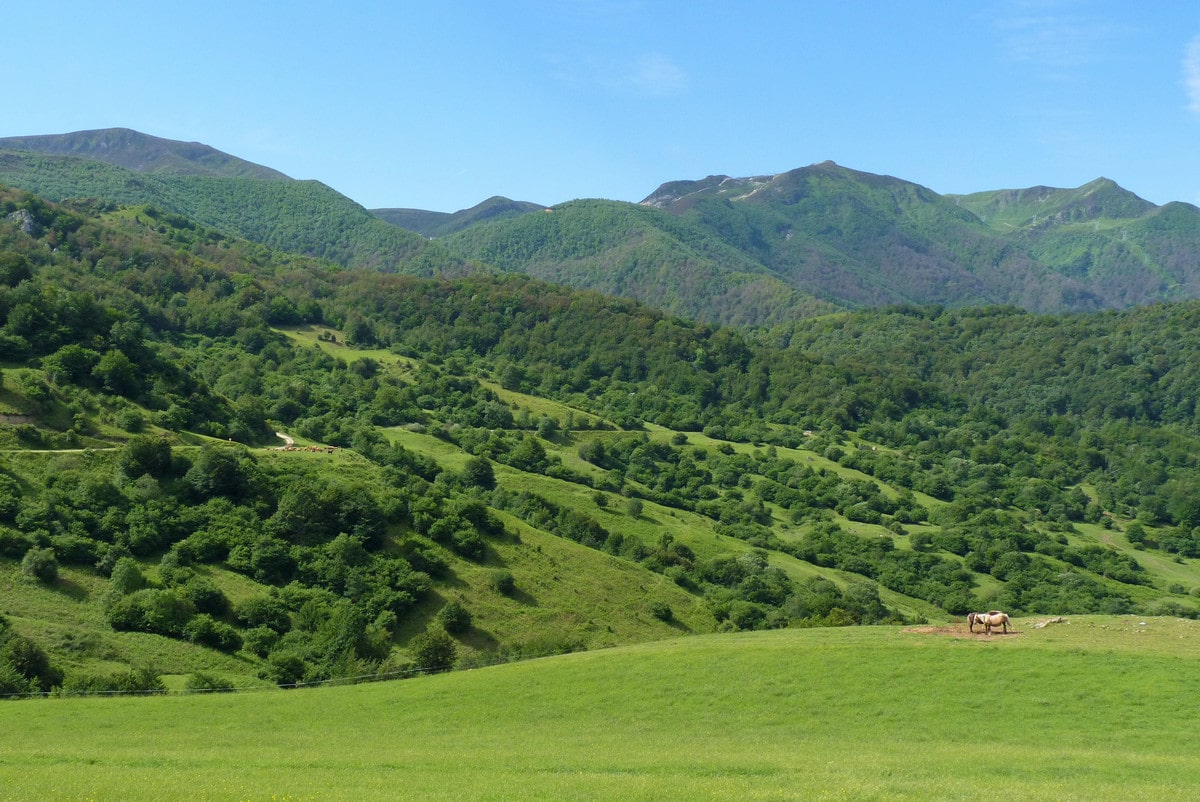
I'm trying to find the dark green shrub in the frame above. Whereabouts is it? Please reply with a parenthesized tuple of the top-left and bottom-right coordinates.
(435, 600, 472, 635)
(0, 527, 32, 559)
(408, 629, 457, 674)
(463, 456, 496, 490)
(0, 475, 21, 522)
(649, 600, 673, 622)
(106, 589, 194, 637)
(242, 625, 280, 658)
(107, 557, 148, 596)
(261, 649, 308, 686)
(0, 662, 35, 697)
(183, 672, 235, 693)
(179, 576, 230, 616)
(0, 627, 61, 693)
(488, 569, 515, 595)
(20, 547, 57, 584)
(48, 534, 100, 565)
(61, 666, 165, 696)
(235, 596, 291, 634)
(184, 614, 243, 652)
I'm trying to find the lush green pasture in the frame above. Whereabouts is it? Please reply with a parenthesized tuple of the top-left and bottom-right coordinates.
(3, 617, 1198, 800)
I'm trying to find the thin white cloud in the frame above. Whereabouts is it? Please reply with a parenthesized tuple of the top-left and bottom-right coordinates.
(627, 53, 687, 96)
(1185, 34, 1200, 115)
(542, 49, 687, 97)
(992, 1, 1117, 76)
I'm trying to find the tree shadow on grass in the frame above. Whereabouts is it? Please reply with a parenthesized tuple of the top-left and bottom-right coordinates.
(50, 576, 89, 601)
(503, 586, 538, 606)
(459, 627, 500, 652)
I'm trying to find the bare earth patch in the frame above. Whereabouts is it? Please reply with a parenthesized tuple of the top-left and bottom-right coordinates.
(904, 623, 1022, 639)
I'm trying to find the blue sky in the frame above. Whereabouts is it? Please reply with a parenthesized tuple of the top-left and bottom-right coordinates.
(6, 1, 1200, 212)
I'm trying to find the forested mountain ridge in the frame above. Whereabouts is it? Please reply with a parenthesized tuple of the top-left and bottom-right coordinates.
(437, 160, 1200, 322)
(640, 161, 1200, 311)
(437, 198, 838, 326)
(372, 196, 547, 238)
(0, 131, 459, 273)
(5, 184, 1200, 696)
(0, 128, 289, 180)
(6, 129, 1200, 326)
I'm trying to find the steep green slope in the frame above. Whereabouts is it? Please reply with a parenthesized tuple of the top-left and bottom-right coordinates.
(0, 149, 447, 272)
(441, 198, 836, 326)
(647, 162, 1090, 312)
(949, 178, 1158, 231)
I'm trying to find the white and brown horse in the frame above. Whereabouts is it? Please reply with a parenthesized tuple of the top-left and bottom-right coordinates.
(967, 610, 1010, 634)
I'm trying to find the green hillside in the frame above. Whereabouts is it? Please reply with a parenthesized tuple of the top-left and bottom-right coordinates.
(442, 161, 1200, 321)
(2, 620, 1199, 799)
(6, 184, 1200, 702)
(440, 198, 836, 326)
(0, 147, 447, 272)
(949, 178, 1158, 231)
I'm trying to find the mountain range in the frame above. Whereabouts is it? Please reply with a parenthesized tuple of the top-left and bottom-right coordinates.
(3, 128, 1200, 325)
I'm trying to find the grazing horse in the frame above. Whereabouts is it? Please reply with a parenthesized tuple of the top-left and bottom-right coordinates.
(967, 610, 1010, 634)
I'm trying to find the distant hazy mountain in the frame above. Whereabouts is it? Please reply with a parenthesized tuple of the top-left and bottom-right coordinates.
(436, 161, 1200, 321)
(372, 196, 546, 238)
(642, 161, 1200, 312)
(0, 129, 444, 272)
(6, 128, 1200, 323)
(0, 127, 289, 180)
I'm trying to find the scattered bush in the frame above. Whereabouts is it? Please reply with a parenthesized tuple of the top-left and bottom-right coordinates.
(60, 666, 165, 696)
(649, 600, 674, 622)
(436, 599, 472, 635)
(184, 614, 243, 652)
(183, 672, 235, 693)
(408, 628, 457, 674)
(20, 547, 58, 584)
(488, 569, 516, 595)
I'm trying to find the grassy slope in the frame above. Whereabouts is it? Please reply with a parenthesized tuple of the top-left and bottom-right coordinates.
(1, 618, 1197, 800)
(6, 322, 1200, 692)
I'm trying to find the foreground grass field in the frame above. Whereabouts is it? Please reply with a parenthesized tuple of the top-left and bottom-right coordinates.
(3, 616, 1199, 800)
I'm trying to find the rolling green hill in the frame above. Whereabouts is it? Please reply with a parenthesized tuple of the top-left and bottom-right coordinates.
(641, 161, 1200, 312)
(2, 620, 1199, 799)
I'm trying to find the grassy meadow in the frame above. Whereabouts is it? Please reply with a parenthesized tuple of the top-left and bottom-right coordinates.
(3, 616, 1199, 800)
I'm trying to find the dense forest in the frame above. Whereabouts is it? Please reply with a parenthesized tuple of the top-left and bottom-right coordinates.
(3, 181, 1200, 697)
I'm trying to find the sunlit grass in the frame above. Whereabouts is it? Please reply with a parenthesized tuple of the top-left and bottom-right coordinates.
(2, 620, 1199, 800)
